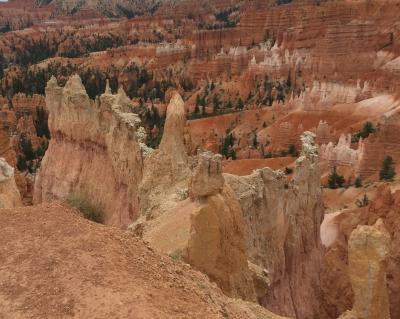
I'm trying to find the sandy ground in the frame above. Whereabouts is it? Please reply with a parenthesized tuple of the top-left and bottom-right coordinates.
(0, 203, 267, 319)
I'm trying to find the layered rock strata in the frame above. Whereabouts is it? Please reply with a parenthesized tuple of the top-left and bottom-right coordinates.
(34, 75, 144, 227)
(357, 113, 400, 179)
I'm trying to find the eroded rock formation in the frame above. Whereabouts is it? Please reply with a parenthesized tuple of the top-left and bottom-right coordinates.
(133, 96, 256, 301)
(338, 219, 391, 319)
(138, 92, 190, 220)
(0, 157, 22, 208)
(320, 134, 359, 168)
(34, 75, 144, 227)
(225, 132, 325, 318)
(322, 186, 400, 319)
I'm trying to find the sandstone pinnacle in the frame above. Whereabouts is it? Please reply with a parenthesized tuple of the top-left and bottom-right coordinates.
(338, 219, 391, 319)
(159, 92, 187, 164)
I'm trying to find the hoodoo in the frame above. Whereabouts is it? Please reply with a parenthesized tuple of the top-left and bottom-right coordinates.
(338, 220, 391, 319)
(34, 75, 144, 227)
(0, 0, 399, 318)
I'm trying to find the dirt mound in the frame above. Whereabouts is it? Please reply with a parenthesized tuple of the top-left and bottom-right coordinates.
(0, 203, 286, 319)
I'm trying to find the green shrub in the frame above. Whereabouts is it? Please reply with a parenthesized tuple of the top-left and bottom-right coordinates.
(380, 155, 396, 181)
(328, 167, 346, 189)
(65, 193, 105, 224)
(354, 177, 362, 188)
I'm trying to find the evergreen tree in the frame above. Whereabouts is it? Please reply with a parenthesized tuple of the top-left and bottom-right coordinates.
(380, 155, 396, 181)
(328, 167, 346, 189)
(212, 95, 220, 113)
(288, 144, 297, 157)
(20, 135, 35, 161)
(236, 98, 244, 110)
(252, 134, 258, 149)
(354, 177, 362, 188)
(352, 121, 376, 142)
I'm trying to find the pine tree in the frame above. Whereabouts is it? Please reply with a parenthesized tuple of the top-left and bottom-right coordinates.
(380, 155, 396, 181)
(213, 95, 220, 114)
(354, 177, 362, 188)
(236, 98, 244, 110)
(288, 144, 297, 157)
(328, 167, 346, 189)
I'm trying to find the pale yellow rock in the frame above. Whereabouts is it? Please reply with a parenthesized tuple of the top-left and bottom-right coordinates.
(34, 75, 144, 227)
(338, 219, 391, 319)
(224, 131, 324, 318)
(189, 151, 224, 198)
(138, 92, 190, 219)
(0, 158, 22, 208)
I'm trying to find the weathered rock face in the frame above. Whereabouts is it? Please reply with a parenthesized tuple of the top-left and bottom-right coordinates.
(321, 186, 400, 319)
(225, 132, 325, 318)
(34, 75, 144, 227)
(189, 151, 224, 198)
(0, 157, 22, 208)
(338, 219, 391, 319)
(138, 92, 190, 219)
(134, 96, 257, 301)
(320, 134, 359, 168)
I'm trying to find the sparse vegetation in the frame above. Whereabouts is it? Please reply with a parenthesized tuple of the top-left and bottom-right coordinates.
(351, 121, 376, 143)
(354, 177, 362, 188)
(288, 144, 298, 157)
(220, 133, 236, 159)
(65, 193, 105, 224)
(380, 155, 396, 181)
(328, 167, 346, 189)
(356, 194, 369, 208)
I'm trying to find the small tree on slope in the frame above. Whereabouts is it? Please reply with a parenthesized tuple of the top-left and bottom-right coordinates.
(380, 156, 396, 181)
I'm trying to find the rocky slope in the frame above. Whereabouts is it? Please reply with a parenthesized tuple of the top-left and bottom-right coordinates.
(0, 203, 288, 319)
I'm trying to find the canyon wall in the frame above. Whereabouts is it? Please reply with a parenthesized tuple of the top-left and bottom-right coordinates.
(34, 76, 145, 227)
(225, 132, 325, 318)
